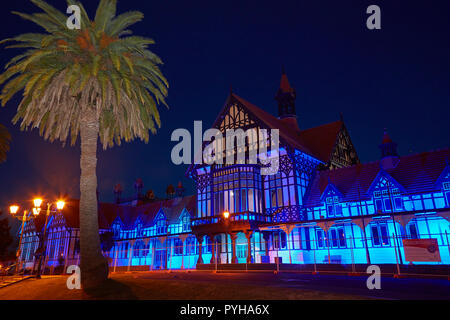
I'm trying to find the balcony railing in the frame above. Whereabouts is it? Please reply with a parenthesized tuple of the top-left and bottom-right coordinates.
(192, 211, 272, 226)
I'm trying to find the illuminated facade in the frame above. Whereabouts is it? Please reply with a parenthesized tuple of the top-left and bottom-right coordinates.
(17, 71, 450, 272)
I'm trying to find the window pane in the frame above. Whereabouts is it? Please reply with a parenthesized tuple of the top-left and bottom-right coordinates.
(338, 228, 346, 247)
(330, 229, 338, 247)
(394, 197, 402, 210)
(371, 226, 380, 246)
(384, 198, 391, 211)
(316, 230, 324, 248)
(409, 224, 418, 239)
(375, 199, 383, 213)
(380, 225, 389, 245)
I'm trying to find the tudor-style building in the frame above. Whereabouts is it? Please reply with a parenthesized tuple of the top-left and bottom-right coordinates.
(187, 70, 360, 264)
(16, 71, 450, 273)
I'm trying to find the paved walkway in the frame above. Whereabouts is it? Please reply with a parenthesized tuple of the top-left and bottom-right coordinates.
(0, 275, 32, 288)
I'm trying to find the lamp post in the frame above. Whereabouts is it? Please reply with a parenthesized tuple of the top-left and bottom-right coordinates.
(34, 199, 65, 279)
(222, 211, 230, 264)
(9, 205, 38, 274)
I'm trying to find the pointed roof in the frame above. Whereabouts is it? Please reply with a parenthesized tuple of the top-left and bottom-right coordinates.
(279, 69, 295, 93)
(31, 195, 197, 231)
(186, 92, 350, 176)
(305, 148, 450, 206)
(381, 129, 393, 144)
(298, 120, 344, 163)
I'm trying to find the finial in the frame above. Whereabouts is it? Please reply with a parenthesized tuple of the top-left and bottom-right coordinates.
(229, 84, 233, 95)
(281, 65, 285, 74)
(339, 112, 344, 122)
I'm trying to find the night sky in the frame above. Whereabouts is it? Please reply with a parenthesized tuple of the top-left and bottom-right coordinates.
(0, 0, 449, 217)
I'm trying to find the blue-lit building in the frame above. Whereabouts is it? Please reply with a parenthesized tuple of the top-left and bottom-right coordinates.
(18, 71, 450, 272)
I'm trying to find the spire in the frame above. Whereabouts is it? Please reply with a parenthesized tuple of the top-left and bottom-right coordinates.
(134, 178, 144, 198)
(113, 183, 123, 204)
(275, 68, 298, 127)
(379, 129, 399, 170)
(176, 181, 185, 198)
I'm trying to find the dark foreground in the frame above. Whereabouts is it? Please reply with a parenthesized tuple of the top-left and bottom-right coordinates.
(0, 271, 449, 300)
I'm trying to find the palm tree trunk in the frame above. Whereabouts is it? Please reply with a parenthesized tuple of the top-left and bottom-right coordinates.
(79, 107, 108, 289)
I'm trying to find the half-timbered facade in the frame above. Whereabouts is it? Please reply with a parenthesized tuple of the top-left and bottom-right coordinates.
(17, 71, 450, 273)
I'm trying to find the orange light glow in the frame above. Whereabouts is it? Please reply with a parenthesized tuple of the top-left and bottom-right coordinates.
(9, 205, 19, 214)
(56, 200, 65, 210)
(33, 198, 43, 208)
(223, 211, 230, 219)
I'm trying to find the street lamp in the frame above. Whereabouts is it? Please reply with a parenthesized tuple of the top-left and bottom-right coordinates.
(33, 198, 43, 209)
(9, 205, 34, 274)
(9, 205, 19, 215)
(34, 199, 65, 279)
(223, 211, 230, 219)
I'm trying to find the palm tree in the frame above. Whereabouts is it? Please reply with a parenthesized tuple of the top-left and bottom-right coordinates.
(0, 0, 168, 288)
(0, 124, 11, 163)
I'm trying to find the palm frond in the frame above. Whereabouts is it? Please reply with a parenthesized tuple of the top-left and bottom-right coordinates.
(0, 0, 169, 149)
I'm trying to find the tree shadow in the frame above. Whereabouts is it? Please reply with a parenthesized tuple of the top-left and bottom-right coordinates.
(82, 278, 138, 300)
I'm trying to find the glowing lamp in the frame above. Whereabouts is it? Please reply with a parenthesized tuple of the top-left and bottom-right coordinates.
(33, 198, 43, 208)
(56, 200, 65, 210)
(223, 211, 230, 219)
(32, 208, 41, 216)
(9, 205, 19, 215)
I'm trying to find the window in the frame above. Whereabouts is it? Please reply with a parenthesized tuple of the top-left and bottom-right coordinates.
(185, 237, 196, 255)
(181, 214, 190, 232)
(237, 243, 247, 259)
(156, 217, 167, 235)
(173, 238, 183, 255)
(213, 167, 262, 215)
(338, 228, 346, 247)
(380, 224, 390, 245)
(408, 223, 419, 239)
(371, 223, 390, 246)
(272, 231, 287, 250)
(445, 191, 450, 207)
(133, 241, 146, 257)
(373, 185, 402, 212)
(325, 196, 342, 217)
(265, 168, 297, 211)
(371, 226, 380, 246)
(328, 227, 346, 248)
(202, 236, 211, 254)
(316, 229, 324, 248)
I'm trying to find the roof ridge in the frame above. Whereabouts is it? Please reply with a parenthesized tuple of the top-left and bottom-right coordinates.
(300, 119, 343, 133)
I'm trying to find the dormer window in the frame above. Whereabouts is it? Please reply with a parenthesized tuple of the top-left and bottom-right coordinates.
(112, 222, 121, 238)
(443, 181, 450, 206)
(156, 217, 167, 235)
(326, 196, 342, 217)
(182, 214, 190, 232)
(374, 187, 403, 212)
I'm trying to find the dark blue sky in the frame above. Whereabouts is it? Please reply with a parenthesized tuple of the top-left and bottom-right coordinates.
(0, 0, 449, 212)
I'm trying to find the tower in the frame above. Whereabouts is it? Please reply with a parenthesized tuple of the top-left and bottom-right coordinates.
(379, 129, 399, 170)
(275, 68, 298, 128)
